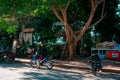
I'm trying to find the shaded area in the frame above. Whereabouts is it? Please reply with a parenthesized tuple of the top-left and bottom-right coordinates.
(19, 67, 120, 80)
(0, 62, 29, 69)
(0, 62, 120, 80)
(19, 68, 83, 80)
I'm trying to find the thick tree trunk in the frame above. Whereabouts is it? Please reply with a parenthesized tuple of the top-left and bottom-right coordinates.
(19, 24, 25, 46)
(64, 22, 75, 60)
(67, 42, 75, 60)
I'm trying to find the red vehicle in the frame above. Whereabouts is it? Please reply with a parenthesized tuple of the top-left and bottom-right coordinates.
(106, 51, 120, 60)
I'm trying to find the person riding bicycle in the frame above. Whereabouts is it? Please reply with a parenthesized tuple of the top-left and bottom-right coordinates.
(36, 42, 48, 68)
(39, 42, 48, 60)
(88, 52, 102, 72)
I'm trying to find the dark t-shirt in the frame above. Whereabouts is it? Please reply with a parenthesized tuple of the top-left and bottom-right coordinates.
(89, 54, 100, 63)
(38, 46, 48, 57)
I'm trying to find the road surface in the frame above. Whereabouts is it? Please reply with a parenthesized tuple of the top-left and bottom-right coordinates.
(0, 62, 120, 80)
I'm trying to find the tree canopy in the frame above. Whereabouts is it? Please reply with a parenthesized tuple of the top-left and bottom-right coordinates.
(0, 0, 119, 59)
(95, 0, 119, 42)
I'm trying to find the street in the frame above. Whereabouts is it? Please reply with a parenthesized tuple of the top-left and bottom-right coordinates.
(0, 62, 120, 80)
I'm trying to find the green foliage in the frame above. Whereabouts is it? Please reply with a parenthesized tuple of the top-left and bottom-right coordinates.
(46, 44, 62, 58)
(67, 0, 89, 30)
(25, 17, 57, 42)
(31, 4, 49, 17)
(0, 18, 18, 34)
(42, 0, 68, 7)
(0, 0, 40, 17)
(7, 25, 18, 34)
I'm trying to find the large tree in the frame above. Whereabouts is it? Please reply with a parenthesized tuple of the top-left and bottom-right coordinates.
(48, 0, 106, 60)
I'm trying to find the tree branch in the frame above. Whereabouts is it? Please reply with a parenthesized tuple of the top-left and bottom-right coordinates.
(89, 12, 106, 28)
(74, 0, 96, 45)
(50, 6, 63, 22)
(59, 1, 74, 40)
(60, 1, 71, 24)
(65, 1, 71, 12)
(101, 0, 105, 17)
(74, 30, 81, 35)
(89, 0, 106, 29)
(95, 0, 105, 10)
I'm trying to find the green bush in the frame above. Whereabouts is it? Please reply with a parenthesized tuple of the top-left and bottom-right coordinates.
(46, 44, 62, 59)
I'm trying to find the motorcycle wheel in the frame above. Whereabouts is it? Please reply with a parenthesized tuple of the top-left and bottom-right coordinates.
(4, 57, 9, 64)
(30, 60, 37, 68)
(92, 67, 96, 75)
(91, 63, 97, 75)
(45, 61, 53, 69)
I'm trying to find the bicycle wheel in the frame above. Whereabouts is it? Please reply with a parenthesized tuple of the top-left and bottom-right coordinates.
(30, 60, 37, 68)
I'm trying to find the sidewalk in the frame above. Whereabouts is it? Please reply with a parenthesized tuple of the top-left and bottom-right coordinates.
(15, 58, 120, 74)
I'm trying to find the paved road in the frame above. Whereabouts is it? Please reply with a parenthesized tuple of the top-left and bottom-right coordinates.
(0, 62, 120, 80)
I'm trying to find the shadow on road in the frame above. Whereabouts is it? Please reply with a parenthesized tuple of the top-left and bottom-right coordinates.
(19, 67, 83, 80)
(19, 67, 120, 80)
(0, 62, 29, 69)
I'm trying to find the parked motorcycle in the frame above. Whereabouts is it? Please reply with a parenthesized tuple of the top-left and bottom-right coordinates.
(9, 53, 15, 63)
(1, 48, 15, 63)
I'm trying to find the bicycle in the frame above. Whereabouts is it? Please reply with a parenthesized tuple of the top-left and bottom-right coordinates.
(30, 55, 54, 69)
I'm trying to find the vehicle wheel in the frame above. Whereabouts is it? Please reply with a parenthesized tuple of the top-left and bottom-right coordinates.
(9, 59, 15, 63)
(5, 57, 9, 64)
(30, 60, 37, 68)
(92, 67, 96, 75)
(45, 61, 53, 69)
(91, 63, 97, 75)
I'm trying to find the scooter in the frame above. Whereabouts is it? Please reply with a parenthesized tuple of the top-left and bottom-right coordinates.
(30, 55, 53, 69)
